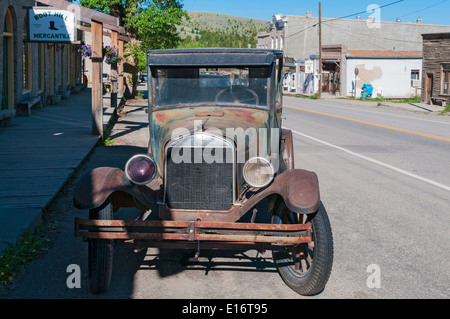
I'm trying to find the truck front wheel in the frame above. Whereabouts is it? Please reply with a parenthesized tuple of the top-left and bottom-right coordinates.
(272, 200, 334, 296)
(88, 197, 114, 294)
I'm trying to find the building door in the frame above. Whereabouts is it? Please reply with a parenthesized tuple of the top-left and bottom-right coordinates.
(49, 45, 54, 95)
(2, 36, 8, 109)
(425, 73, 433, 104)
(2, 8, 14, 110)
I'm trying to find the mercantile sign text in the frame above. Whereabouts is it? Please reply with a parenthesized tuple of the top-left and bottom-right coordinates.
(28, 7, 76, 43)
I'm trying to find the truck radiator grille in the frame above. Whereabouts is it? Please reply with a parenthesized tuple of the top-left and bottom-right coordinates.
(165, 144, 234, 211)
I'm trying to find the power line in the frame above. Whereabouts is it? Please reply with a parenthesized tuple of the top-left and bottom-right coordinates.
(324, 23, 422, 46)
(324, 23, 391, 51)
(385, 0, 448, 22)
(321, 0, 405, 24)
(284, 0, 405, 42)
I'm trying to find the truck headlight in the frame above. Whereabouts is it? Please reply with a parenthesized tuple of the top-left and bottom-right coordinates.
(243, 157, 274, 188)
(125, 154, 156, 185)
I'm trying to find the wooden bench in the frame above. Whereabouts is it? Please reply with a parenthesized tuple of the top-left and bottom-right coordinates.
(0, 109, 16, 127)
(17, 96, 41, 116)
(431, 95, 450, 106)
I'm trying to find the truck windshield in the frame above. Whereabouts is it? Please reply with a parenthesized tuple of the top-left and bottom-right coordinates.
(152, 67, 269, 108)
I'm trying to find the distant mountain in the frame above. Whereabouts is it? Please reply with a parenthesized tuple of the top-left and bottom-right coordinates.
(177, 11, 269, 48)
(182, 11, 269, 33)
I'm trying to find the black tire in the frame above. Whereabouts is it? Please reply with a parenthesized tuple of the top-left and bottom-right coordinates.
(88, 197, 114, 294)
(272, 200, 333, 296)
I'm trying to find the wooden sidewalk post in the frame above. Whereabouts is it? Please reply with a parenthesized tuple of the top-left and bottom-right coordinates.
(91, 20, 103, 136)
(118, 39, 124, 98)
(38, 0, 128, 136)
(110, 30, 118, 109)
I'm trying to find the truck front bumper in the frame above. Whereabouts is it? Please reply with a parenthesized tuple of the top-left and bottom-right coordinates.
(75, 218, 311, 251)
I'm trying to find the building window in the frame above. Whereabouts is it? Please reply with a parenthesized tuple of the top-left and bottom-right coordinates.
(67, 44, 71, 86)
(59, 46, 64, 87)
(38, 43, 44, 90)
(443, 64, 450, 95)
(411, 70, 420, 87)
(22, 15, 31, 92)
(49, 44, 54, 95)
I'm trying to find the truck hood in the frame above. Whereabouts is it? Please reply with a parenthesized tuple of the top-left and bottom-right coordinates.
(149, 106, 272, 175)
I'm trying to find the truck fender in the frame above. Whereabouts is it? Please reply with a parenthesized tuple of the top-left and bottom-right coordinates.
(73, 167, 158, 211)
(274, 169, 321, 214)
(240, 169, 321, 217)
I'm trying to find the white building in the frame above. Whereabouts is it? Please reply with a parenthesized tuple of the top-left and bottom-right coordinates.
(294, 48, 423, 99)
(258, 12, 450, 61)
(342, 50, 423, 98)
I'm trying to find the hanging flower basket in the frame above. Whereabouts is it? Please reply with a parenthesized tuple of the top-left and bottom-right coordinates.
(78, 44, 92, 59)
(103, 45, 122, 65)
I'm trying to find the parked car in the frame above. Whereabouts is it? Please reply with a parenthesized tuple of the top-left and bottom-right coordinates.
(102, 73, 109, 83)
(140, 72, 148, 82)
(74, 48, 334, 296)
(102, 73, 111, 94)
(199, 73, 231, 88)
(233, 77, 249, 86)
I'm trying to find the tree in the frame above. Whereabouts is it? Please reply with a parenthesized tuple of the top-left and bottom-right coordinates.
(79, 0, 187, 95)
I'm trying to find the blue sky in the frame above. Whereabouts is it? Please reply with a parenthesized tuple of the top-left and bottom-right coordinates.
(182, 0, 450, 25)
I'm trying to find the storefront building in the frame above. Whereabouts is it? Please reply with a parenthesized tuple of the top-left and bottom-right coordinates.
(1, 0, 83, 116)
(0, 0, 127, 132)
(421, 33, 450, 105)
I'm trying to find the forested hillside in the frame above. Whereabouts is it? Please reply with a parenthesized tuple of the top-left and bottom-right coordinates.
(177, 11, 269, 48)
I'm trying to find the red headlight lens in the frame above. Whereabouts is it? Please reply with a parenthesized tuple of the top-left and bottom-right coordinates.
(125, 154, 156, 185)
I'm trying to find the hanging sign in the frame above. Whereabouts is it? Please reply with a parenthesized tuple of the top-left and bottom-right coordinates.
(305, 60, 314, 74)
(28, 7, 76, 43)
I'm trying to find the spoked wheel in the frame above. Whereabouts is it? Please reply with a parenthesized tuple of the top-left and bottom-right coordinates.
(88, 197, 114, 294)
(272, 199, 334, 296)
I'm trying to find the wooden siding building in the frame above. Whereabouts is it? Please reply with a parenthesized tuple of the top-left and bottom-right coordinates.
(421, 33, 450, 106)
(0, 0, 129, 135)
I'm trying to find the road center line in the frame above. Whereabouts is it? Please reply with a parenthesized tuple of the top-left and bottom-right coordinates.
(283, 105, 450, 143)
(288, 128, 450, 193)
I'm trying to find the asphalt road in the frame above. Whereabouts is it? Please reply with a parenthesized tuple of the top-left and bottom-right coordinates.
(4, 93, 449, 300)
(281, 96, 450, 299)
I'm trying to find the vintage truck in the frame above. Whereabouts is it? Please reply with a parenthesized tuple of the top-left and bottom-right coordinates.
(74, 48, 334, 296)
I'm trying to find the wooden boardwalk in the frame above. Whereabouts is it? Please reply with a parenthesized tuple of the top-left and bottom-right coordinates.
(0, 89, 114, 249)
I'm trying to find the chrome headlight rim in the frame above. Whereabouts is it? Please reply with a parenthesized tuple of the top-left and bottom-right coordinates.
(125, 154, 156, 185)
(243, 156, 275, 188)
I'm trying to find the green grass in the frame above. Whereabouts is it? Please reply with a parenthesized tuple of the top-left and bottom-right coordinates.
(439, 102, 450, 115)
(97, 131, 115, 146)
(0, 226, 48, 291)
(385, 95, 421, 104)
(341, 95, 422, 103)
(292, 94, 308, 99)
(102, 137, 115, 146)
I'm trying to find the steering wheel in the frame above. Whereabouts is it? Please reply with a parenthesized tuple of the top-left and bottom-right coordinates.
(215, 86, 259, 105)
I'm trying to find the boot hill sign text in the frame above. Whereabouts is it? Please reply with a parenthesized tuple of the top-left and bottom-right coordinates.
(28, 7, 76, 43)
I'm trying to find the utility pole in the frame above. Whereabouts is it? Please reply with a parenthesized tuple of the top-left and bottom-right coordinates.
(318, 1, 322, 99)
